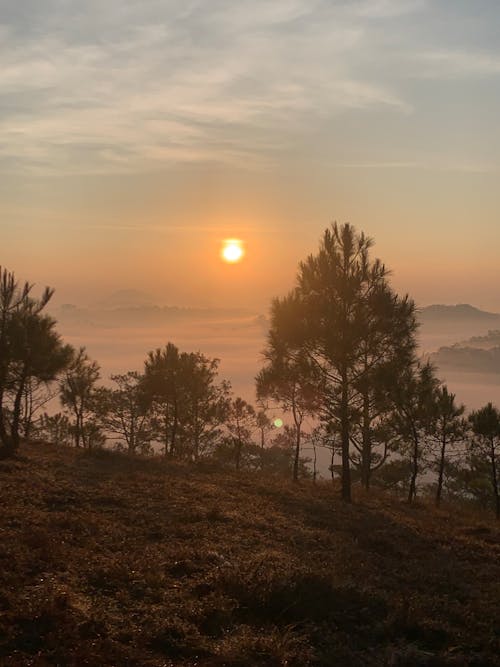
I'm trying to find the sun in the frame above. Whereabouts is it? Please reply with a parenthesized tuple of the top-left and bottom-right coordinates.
(221, 239, 245, 264)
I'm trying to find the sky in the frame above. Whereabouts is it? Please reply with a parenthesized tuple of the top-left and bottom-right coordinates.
(1, 0, 500, 311)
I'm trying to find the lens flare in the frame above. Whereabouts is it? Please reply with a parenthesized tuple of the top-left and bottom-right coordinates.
(221, 239, 244, 263)
(273, 418, 283, 428)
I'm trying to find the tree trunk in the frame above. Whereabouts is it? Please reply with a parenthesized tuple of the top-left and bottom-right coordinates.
(171, 401, 178, 458)
(74, 414, 81, 448)
(361, 391, 371, 490)
(80, 411, 87, 449)
(235, 421, 242, 470)
(408, 432, 419, 504)
(490, 438, 499, 520)
(163, 405, 169, 456)
(22, 383, 34, 440)
(194, 427, 200, 462)
(293, 425, 301, 482)
(436, 431, 447, 507)
(340, 375, 352, 502)
(235, 439, 241, 470)
(0, 388, 14, 457)
(292, 402, 301, 482)
(0, 396, 10, 451)
(129, 417, 135, 455)
(260, 428, 265, 471)
(10, 375, 27, 453)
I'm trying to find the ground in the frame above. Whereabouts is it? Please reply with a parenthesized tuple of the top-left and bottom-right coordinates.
(0, 443, 499, 666)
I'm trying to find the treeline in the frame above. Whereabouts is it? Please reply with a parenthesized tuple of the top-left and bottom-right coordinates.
(0, 223, 499, 520)
(0, 273, 305, 477)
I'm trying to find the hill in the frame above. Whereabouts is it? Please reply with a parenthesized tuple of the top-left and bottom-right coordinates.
(0, 444, 499, 666)
(420, 304, 500, 323)
(430, 345, 500, 374)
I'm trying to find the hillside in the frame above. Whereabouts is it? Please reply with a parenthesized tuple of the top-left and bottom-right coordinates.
(0, 444, 499, 666)
(430, 345, 500, 374)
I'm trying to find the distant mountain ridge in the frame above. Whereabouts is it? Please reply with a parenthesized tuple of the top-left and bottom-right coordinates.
(420, 304, 500, 321)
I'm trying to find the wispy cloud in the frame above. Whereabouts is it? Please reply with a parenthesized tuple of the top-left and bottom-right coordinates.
(352, 0, 427, 19)
(416, 50, 500, 79)
(0, 0, 413, 174)
(336, 160, 498, 173)
(3, 0, 499, 176)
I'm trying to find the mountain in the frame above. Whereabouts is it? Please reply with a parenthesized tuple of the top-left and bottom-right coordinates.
(431, 345, 500, 374)
(420, 304, 500, 322)
(0, 442, 499, 665)
(429, 326, 500, 375)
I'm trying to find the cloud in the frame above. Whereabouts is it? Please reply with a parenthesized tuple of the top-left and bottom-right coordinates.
(335, 160, 498, 173)
(0, 0, 412, 174)
(352, 0, 427, 19)
(416, 50, 500, 79)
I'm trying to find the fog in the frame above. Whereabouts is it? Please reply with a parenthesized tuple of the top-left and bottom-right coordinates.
(50, 299, 500, 413)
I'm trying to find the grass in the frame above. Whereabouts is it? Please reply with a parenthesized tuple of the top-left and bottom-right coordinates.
(0, 442, 499, 666)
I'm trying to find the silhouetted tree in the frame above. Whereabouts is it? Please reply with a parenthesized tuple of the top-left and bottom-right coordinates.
(268, 424, 312, 479)
(370, 458, 412, 493)
(60, 348, 100, 448)
(36, 412, 72, 447)
(469, 403, 500, 519)
(444, 455, 493, 511)
(95, 372, 152, 454)
(143, 343, 182, 456)
(143, 344, 230, 459)
(265, 223, 416, 500)
(0, 268, 72, 456)
(388, 361, 439, 503)
(254, 410, 273, 470)
(19, 378, 59, 441)
(177, 352, 231, 461)
(352, 286, 417, 489)
(226, 397, 255, 470)
(256, 332, 319, 481)
(431, 386, 466, 507)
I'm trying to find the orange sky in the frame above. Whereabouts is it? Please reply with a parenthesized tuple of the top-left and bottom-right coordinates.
(2, 1, 500, 312)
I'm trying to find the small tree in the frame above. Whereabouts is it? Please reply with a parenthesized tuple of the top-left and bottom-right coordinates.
(226, 397, 255, 470)
(95, 372, 152, 455)
(60, 348, 100, 448)
(469, 403, 500, 519)
(36, 412, 73, 447)
(256, 335, 319, 482)
(268, 424, 312, 479)
(178, 352, 231, 461)
(143, 343, 181, 457)
(19, 378, 59, 441)
(255, 410, 273, 470)
(0, 267, 72, 456)
(143, 344, 230, 460)
(431, 386, 466, 507)
(388, 361, 439, 503)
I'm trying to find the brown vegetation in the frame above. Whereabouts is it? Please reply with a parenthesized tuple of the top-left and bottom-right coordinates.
(0, 442, 499, 666)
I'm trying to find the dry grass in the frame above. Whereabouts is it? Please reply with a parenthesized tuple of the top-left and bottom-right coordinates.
(0, 443, 499, 666)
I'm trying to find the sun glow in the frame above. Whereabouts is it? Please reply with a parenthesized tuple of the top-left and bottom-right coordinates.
(221, 239, 245, 263)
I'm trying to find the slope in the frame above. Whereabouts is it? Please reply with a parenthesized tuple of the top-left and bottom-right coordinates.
(0, 443, 499, 666)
